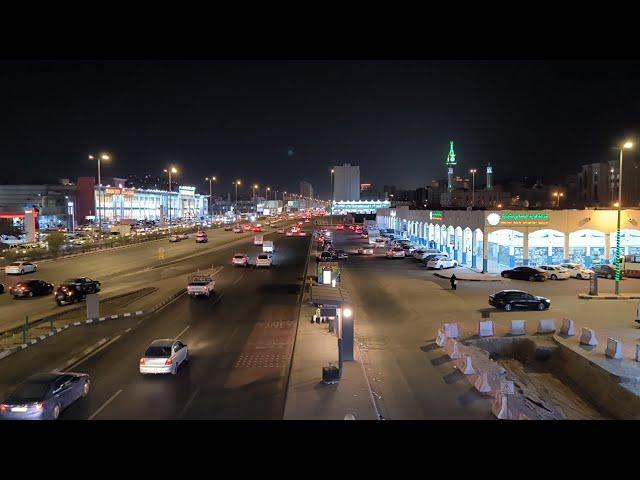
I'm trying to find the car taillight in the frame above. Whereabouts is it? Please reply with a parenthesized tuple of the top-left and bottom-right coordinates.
(139, 358, 145, 365)
(35, 402, 45, 410)
(165, 358, 173, 366)
(0, 404, 9, 412)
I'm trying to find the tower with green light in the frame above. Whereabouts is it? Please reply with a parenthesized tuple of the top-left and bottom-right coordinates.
(446, 141, 456, 191)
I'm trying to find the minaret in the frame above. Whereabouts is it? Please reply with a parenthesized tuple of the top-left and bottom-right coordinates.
(446, 140, 456, 191)
(486, 163, 493, 190)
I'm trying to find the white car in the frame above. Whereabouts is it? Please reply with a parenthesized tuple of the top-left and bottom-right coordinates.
(357, 247, 374, 255)
(232, 254, 250, 267)
(169, 234, 181, 242)
(559, 263, 594, 280)
(373, 238, 386, 248)
(538, 265, 571, 280)
(285, 230, 294, 237)
(277, 228, 285, 234)
(414, 249, 440, 261)
(426, 255, 457, 269)
(139, 339, 188, 375)
(5, 262, 37, 275)
(386, 247, 406, 258)
(256, 253, 273, 268)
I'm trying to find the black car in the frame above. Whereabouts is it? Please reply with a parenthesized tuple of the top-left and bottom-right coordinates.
(53, 278, 100, 306)
(9, 280, 54, 298)
(592, 264, 616, 279)
(0, 372, 90, 420)
(500, 266, 548, 281)
(334, 249, 349, 260)
(489, 290, 551, 311)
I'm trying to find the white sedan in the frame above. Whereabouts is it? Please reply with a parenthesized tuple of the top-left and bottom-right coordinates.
(5, 262, 37, 275)
(139, 339, 188, 375)
(357, 247, 374, 255)
(559, 263, 594, 280)
(386, 247, 406, 258)
(538, 265, 571, 280)
(425, 255, 457, 269)
(232, 254, 250, 267)
(256, 253, 273, 267)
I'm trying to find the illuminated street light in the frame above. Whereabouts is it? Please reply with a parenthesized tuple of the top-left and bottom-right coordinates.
(615, 140, 634, 295)
(205, 176, 218, 218)
(233, 180, 242, 212)
(163, 166, 178, 232)
(469, 169, 477, 209)
(90, 152, 111, 232)
(342, 307, 353, 318)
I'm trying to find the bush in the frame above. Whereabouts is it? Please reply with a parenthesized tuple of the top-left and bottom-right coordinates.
(46, 232, 66, 257)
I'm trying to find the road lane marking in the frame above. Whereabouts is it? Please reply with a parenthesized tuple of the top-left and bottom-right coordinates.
(178, 386, 200, 419)
(231, 271, 245, 286)
(174, 325, 190, 340)
(64, 335, 122, 371)
(88, 389, 123, 420)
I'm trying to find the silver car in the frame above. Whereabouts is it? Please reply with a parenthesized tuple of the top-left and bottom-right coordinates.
(139, 339, 188, 375)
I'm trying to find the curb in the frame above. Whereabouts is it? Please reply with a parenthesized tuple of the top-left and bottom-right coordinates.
(434, 272, 502, 282)
(579, 294, 640, 300)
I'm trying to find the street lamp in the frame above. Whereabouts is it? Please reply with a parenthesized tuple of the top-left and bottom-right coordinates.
(205, 176, 217, 218)
(469, 169, 477, 208)
(89, 153, 110, 232)
(615, 140, 634, 295)
(552, 191, 564, 208)
(330, 168, 335, 225)
(163, 166, 178, 233)
(233, 180, 241, 214)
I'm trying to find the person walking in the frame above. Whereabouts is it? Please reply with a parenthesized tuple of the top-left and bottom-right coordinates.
(450, 274, 457, 290)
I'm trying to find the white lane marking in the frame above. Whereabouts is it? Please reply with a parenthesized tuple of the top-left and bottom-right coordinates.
(178, 386, 201, 419)
(88, 389, 123, 420)
(174, 325, 190, 340)
(125, 328, 132, 333)
(231, 271, 245, 286)
(65, 335, 122, 371)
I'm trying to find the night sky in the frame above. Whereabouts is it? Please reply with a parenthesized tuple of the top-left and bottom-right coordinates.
(1, 60, 639, 198)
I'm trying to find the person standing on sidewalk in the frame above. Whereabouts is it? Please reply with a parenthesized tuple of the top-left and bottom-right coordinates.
(450, 274, 457, 290)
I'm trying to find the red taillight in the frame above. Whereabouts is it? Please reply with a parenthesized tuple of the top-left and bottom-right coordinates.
(35, 402, 45, 410)
(164, 358, 173, 366)
(139, 358, 145, 365)
(0, 404, 9, 412)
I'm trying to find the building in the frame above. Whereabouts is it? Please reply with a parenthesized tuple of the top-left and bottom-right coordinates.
(331, 200, 390, 215)
(377, 205, 640, 273)
(333, 163, 360, 201)
(300, 181, 314, 199)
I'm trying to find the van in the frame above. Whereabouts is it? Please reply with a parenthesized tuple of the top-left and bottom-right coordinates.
(263, 240, 274, 253)
(254, 234, 264, 246)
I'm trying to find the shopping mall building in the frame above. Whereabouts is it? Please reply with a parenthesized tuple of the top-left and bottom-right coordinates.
(376, 206, 640, 273)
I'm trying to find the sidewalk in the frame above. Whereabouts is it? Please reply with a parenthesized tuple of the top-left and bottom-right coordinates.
(579, 292, 640, 300)
(284, 302, 378, 420)
(434, 266, 501, 282)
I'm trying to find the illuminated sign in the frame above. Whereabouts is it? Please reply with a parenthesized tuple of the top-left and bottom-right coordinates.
(390, 210, 396, 217)
(430, 211, 444, 221)
(105, 187, 122, 195)
(486, 212, 549, 226)
(122, 189, 135, 197)
(179, 186, 195, 196)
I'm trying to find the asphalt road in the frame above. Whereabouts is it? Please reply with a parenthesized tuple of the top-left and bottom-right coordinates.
(1, 223, 311, 419)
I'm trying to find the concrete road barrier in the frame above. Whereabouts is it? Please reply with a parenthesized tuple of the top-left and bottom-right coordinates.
(435, 328, 446, 347)
(458, 354, 475, 375)
(443, 322, 460, 339)
(477, 320, 495, 337)
(492, 393, 509, 419)
(445, 338, 461, 359)
(636, 345, 640, 362)
(579, 327, 598, 346)
(474, 369, 492, 394)
(510, 320, 526, 336)
(560, 318, 576, 336)
(537, 319, 556, 334)
(605, 338, 623, 359)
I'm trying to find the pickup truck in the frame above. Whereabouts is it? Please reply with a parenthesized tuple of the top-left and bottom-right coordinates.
(187, 273, 215, 298)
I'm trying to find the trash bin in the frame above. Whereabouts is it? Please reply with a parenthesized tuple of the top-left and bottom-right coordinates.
(322, 364, 340, 384)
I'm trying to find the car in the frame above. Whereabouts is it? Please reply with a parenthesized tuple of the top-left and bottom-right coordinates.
(413, 249, 439, 261)
(54, 278, 101, 306)
(169, 234, 181, 242)
(420, 253, 442, 266)
(538, 265, 571, 280)
(252, 226, 262, 232)
(357, 247, 374, 255)
(386, 247, 406, 258)
(298, 231, 307, 237)
(187, 272, 215, 297)
(232, 253, 250, 267)
(9, 280, 54, 298)
(178, 233, 189, 240)
(139, 339, 188, 375)
(224, 225, 233, 231)
(0, 372, 90, 420)
(256, 253, 273, 267)
(277, 228, 285, 234)
(425, 254, 457, 269)
(286, 230, 294, 237)
(373, 238, 386, 248)
(500, 266, 548, 281)
(233, 226, 243, 233)
(593, 264, 617, 279)
(559, 263, 594, 279)
(400, 244, 417, 256)
(489, 290, 551, 312)
(336, 224, 344, 230)
(4, 261, 37, 275)
(361, 232, 368, 239)
(318, 251, 335, 262)
(242, 224, 252, 231)
(195, 231, 208, 243)
(334, 249, 349, 260)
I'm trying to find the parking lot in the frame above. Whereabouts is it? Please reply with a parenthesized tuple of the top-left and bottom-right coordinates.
(327, 227, 640, 419)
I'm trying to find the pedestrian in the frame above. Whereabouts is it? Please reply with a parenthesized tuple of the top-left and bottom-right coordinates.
(450, 274, 457, 290)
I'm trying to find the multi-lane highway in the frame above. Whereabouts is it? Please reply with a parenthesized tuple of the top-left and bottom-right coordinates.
(0, 223, 311, 420)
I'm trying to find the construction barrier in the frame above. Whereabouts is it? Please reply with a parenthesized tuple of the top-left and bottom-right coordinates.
(477, 320, 495, 337)
(474, 369, 492, 394)
(605, 338, 623, 359)
(443, 322, 460, 339)
(537, 319, 556, 334)
(560, 318, 576, 336)
(445, 338, 462, 359)
(491, 393, 509, 420)
(435, 328, 446, 347)
(636, 345, 640, 362)
(458, 354, 475, 375)
(579, 327, 598, 346)
(510, 319, 526, 336)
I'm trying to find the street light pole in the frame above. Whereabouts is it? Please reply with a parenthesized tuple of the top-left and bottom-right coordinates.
(469, 169, 476, 209)
(330, 168, 334, 225)
(90, 153, 110, 233)
(205, 176, 217, 219)
(615, 141, 634, 295)
(164, 166, 178, 234)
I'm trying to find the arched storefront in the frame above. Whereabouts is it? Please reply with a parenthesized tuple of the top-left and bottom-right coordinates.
(569, 229, 605, 267)
(488, 229, 524, 272)
(528, 229, 565, 266)
(609, 229, 640, 260)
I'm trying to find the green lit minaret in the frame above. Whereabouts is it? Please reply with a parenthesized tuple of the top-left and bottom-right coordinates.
(446, 141, 456, 191)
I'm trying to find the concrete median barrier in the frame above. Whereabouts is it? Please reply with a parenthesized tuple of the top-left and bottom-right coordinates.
(458, 354, 475, 375)
(579, 327, 598, 346)
(477, 320, 495, 337)
(510, 320, 526, 336)
(537, 319, 556, 334)
(605, 338, 623, 359)
(560, 318, 576, 336)
(474, 369, 492, 394)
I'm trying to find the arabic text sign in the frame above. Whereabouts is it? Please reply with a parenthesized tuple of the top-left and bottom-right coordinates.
(486, 212, 549, 227)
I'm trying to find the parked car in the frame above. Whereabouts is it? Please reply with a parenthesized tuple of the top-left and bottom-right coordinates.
(139, 339, 188, 375)
(425, 254, 457, 270)
(386, 247, 406, 258)
(277, 228, 285, 234)
(169, 234, 181, 242)
(233, 226, 243, 233)
(373, 238, 386, 248)
(9, 280, 54, 298)
(538, 265, 571, 280)
(489, 290, 551, 311)
(224, 225, 233, 231)
(500, 266, 548, 281)
(0, 372, 90, 420)
(593, 264, 616, 279)
(232, 254, 250, 267)
(420, 253, 441, 266)
(559, 263, 594, 280)
(414, 249, 439, 261)
(4, 261, 37, 275)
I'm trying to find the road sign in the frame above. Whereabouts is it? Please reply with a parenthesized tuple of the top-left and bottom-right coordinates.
(158, 247, 166, 260)
(500, 380, 515, 395)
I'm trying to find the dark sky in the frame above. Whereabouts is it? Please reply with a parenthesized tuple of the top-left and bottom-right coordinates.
(1, 60, 639, 198)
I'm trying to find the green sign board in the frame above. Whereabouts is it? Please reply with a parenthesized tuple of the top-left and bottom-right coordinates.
(486, 212, 549, 226)
(430, 211, 444, 221)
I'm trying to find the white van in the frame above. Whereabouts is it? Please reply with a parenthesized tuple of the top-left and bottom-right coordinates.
(254, 234, 263, 246)
(263, 240, 274, 253)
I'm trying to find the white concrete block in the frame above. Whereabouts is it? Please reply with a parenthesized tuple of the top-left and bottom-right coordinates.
(605, 337, 623, 359)
(478, 320, 495, 337)
(459, 355, 475, 375)
(579, 327, 598, 346)
(446, 338, 461, 359)
(636, 344, 640, 362)
(560, 318, 576, 336)
(443, 322, 459, 339)
(537, 319, 556, 334)
(474, 369, 492, 394)
(510, 320, 526, 336)
(492, 393, 509, 420)
(435, 328, 446, 347)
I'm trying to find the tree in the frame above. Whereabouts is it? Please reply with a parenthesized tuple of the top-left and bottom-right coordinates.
(47, 231, 66, 257)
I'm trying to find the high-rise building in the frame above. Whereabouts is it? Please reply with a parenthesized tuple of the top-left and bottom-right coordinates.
(333, 163, 360, 201)
(299, 180, 314, 199)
